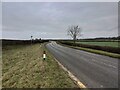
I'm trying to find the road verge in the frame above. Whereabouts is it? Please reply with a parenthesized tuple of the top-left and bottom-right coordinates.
(57, 42, 120, 59)
(3, 43, 77, 88)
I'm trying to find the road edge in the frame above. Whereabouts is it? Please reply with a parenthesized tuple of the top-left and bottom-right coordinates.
(44, 43, 86, 88)
(54, 57, 86, 88)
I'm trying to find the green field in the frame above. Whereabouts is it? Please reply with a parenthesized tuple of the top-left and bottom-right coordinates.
(2, 44, 77, 88)
(59, 42, 120, 58)
(76, 41, 119, 47)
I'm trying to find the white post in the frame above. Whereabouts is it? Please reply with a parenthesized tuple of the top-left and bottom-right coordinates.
(43, 51, 46, 60)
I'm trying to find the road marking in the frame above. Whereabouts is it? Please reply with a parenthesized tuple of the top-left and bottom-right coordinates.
(54, 57, 86, 88)
(91, 59, 117, 69)
(100, 85, 103, 88)
(108, 64, 117, 68)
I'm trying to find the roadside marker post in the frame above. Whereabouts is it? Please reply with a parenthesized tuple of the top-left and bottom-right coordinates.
(43, 51, 46, 60)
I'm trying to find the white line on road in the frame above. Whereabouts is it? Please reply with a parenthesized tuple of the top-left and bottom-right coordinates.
(54, 57, 86, 88)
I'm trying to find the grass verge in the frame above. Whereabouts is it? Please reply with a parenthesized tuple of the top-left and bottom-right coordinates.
(2, 43, 77, 88)
(58, 43, 120, 59)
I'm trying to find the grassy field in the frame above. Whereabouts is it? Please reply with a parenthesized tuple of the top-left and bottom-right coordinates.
(58, 41, 120, 58)
(2, 44, 77, 88)
(76, 41, 119, 47)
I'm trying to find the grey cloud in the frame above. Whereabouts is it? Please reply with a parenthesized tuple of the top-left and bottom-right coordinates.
(2, 2, 118, 39)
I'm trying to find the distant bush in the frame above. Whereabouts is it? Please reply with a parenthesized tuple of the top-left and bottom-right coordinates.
(59, 41, 120, 54)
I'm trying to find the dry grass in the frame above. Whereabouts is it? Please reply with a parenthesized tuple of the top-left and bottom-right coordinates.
(2, 44, 77, 88)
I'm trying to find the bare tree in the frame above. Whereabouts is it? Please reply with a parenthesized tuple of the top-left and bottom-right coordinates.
(67, 25, 82, 43)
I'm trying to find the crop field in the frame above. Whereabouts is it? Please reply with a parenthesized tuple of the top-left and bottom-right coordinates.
(2, 44, 76, 88)
(76, 41, 119, 48)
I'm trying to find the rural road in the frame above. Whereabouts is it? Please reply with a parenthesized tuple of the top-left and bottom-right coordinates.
(46, 41, 118, 88)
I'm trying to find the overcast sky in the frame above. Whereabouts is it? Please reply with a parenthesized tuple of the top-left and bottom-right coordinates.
(2, 2, 118, 40)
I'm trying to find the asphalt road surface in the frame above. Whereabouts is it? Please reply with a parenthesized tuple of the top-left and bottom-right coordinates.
(46, 41, 118, 88)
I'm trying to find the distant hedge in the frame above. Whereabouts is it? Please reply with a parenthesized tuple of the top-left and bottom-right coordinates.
(2, 39, 49, 46)
(59, 41, 120, 54)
